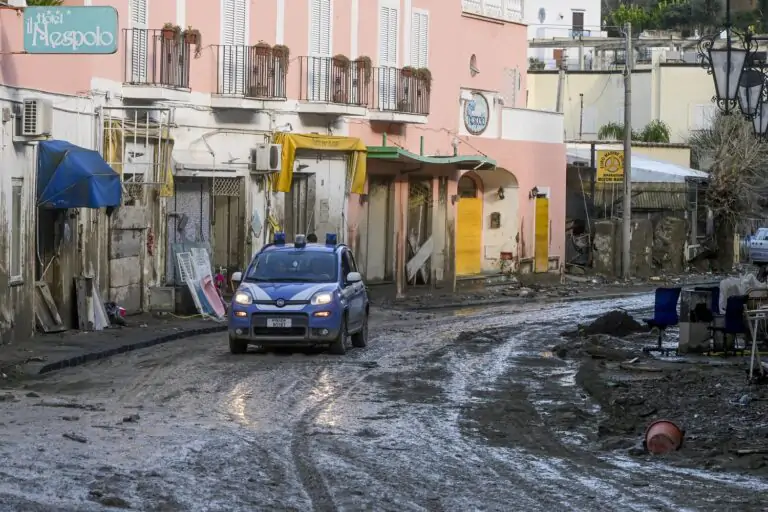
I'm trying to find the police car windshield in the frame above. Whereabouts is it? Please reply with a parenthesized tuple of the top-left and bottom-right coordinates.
(245, 251, 337, 283)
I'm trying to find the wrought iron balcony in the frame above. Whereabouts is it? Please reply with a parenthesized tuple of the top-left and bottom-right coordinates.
(371, 67, 431, 116)
(213, 45, 287, 99)
(123, 28, 191, 89)
(298, 56, 370, 107)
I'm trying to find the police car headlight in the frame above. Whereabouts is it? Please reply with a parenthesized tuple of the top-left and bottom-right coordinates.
(234, 292, 252, 305)
(311, 292, 333, 305)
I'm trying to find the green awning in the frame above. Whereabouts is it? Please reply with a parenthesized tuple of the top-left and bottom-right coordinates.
(367, 146, 496, 170)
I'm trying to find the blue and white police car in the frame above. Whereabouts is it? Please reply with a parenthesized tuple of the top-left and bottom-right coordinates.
(228, 233, 369, 354)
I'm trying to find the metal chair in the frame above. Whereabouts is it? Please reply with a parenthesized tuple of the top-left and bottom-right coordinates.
(643, 287, 682, 355)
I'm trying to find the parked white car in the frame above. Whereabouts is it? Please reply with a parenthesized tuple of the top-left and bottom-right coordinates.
(748, 228, 768, 264)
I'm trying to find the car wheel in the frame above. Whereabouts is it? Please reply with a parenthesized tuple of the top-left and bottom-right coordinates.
(351, 313, 368, 348)
(328, 317, 348, 355)
(229, 335, 248, 354)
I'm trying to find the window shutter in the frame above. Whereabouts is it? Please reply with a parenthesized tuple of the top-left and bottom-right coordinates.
(130, 0, 148, 82)
(310, 0, 331, 56)
(309, 0, 332, 101)
(410, 11, 428, 68)
(378, 6, 398, 110)
(222, 0, 247, 94)
(484, 0, 503, 18)
(379, 6, 398, 66)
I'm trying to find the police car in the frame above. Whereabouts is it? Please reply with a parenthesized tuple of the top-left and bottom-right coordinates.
(228, 233, 369, 355)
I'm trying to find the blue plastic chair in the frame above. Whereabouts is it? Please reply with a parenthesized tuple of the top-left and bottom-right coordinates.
(642, 287, 682, 354)
(709, 295, 748, 356)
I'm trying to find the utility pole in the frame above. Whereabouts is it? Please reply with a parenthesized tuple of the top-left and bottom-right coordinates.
(622, 22, 633, 280)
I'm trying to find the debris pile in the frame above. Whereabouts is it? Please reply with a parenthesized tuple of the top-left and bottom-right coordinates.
(578, 310, 647, 337)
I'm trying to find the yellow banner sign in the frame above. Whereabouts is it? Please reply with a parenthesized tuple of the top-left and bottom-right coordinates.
(596, 150, 624, 184)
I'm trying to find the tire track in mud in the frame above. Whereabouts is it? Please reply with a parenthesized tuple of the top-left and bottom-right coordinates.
(287, 316, 493, 512)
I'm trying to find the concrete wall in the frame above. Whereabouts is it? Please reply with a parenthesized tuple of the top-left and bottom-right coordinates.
(528, 64, 722, 145)
(567, 142, 692, 167)
(592, 217, 687, 277)
(527, 70, 653, 140)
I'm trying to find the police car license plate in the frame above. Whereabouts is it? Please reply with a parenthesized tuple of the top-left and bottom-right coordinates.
(267, 318, 291, 328)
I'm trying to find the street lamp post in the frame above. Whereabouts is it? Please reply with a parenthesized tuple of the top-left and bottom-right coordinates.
(697, 0, 768, 137)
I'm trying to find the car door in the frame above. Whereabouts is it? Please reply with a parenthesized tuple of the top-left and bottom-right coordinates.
(751, 229, 768, 264)
(341, 249, 364, 330)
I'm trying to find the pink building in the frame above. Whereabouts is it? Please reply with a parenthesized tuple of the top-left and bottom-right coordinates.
(0, 0, 564, 337)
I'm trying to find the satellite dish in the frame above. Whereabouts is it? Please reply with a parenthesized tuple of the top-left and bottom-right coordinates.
(538, 8, 546, 23)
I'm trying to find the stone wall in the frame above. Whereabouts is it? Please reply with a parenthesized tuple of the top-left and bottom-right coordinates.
(592, 217, 688, 277)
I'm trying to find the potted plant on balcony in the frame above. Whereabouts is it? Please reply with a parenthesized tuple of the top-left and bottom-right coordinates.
(332, 55, 351, 103)
(333, 54, 350, 69)
(272, 44, 290, 70)
(356, 55, 372, 85)
(183, 26, 202, 55)
(254, 41, 272, 56)
(162, 23, 182, 41)
(414, 67, 432, 93)
(401, 66, 416, 78)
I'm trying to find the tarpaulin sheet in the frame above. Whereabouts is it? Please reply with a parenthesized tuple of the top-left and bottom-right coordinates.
(37, 139, 122, 209)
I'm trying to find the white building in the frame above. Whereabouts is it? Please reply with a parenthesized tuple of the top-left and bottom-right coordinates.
(526, 0, 603, 70)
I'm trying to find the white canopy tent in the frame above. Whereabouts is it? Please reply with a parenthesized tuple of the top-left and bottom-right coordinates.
(566, 145, 708, 183)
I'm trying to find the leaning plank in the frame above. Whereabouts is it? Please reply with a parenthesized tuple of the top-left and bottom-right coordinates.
(406, 236, 433, 282)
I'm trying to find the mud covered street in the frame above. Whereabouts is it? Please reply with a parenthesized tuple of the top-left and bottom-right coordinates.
(2, 295, 767, 511)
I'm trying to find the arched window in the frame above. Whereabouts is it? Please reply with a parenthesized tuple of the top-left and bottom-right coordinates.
(458, 175, 478, 198)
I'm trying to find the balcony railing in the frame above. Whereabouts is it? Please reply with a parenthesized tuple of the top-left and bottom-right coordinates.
(123, 28, 191, 88)
(462, 0, 524, 23)
(213, 45, 287, 99)
(371, 67, 430, 115)
(298, 56, 369, 107)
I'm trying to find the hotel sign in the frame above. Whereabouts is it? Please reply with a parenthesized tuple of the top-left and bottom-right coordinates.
(24, 6, 118, 54)
(463, 92, 489, 135)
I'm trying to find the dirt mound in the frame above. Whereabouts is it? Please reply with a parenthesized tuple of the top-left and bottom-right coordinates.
(571, 310, 647, 338)
(574, 357, 768, 476)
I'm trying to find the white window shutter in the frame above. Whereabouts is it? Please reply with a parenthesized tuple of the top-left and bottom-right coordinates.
(129, 0, 148, 83)
(484, 0, 503, 18)
(309, 0, 332, 101)
(221, 0, 247, 94)
(378, 6, 399, 110)
(410, 11, 428, 68)
(310, 0, 331, 56)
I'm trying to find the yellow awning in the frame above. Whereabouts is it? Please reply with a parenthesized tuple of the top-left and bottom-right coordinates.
(273, 133, 367, 194)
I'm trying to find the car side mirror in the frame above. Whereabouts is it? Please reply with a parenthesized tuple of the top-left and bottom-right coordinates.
(346, 271, 362, 283)
(231, 271, 242, 282)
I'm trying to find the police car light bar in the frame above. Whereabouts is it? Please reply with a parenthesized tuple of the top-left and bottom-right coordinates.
(325, 233, 337, 245)
(295, 234, 307, 248)
(273, 232, 286, 245)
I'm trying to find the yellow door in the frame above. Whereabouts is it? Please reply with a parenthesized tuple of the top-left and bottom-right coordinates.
(456, 198, 483, 275)
(534, 197, 549, 272)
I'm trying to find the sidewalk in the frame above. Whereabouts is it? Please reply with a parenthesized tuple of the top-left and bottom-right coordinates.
(0, 314, 226, 377)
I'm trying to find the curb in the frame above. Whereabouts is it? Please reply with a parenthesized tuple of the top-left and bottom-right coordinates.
(381, 280, 723, 312)
(34, 324, 228, 375)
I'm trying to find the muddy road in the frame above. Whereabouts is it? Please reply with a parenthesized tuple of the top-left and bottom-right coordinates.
(1, 295, 766, 511)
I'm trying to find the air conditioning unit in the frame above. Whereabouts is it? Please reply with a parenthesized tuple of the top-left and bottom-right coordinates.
(21, 98, 53, 137)
(249, 144, 281, 172)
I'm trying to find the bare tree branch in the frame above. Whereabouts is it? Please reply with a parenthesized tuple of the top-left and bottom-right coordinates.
(689, 114, 768, 229)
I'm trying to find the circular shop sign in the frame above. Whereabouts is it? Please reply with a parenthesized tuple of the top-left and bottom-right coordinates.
(463, 92, 490, 135)
(600, 152, 623, 178)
